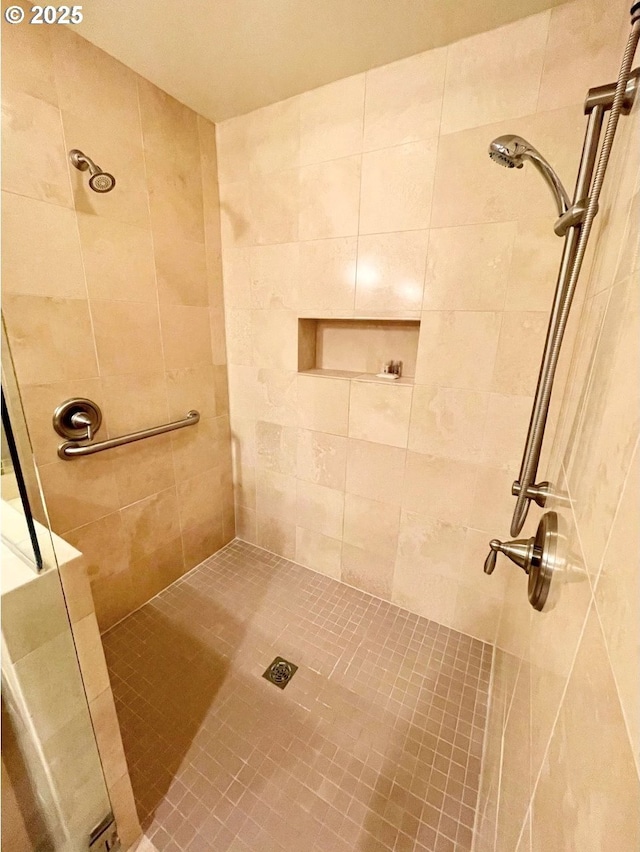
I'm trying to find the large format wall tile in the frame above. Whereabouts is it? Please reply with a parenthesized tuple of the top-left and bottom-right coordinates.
(37, 457, 121, 535)
(216, 23, 639, 820)
(145, 150, 205, 243)
(295, 527, 342, 579)
(297, 374, 350, 436)
(341, 542, 395, 598)
(137, 77, 200, 166)
(408, 385, 489, 463)
(480, 394, 534, 472)
(299, 238, 357, 313)
(595, 439, 640, 772)
(415, 311, 501, 390)
(480, 67, 640, 852)
(359, 140, 436, 234)
(355, 230, 428, 313)
(255, 421, 297, 476)
(491, 312, 548, 396)
(50, 28, 141, 146)
(431, 106, 585, 229)
(348, 381, 412, 448)
(235, 97, 300, 178)
(154, 234, 209, 307)
(159, 305, 214, 370)
(565, 274, 639, 578)
(250, 169, 299, 245)
(249, 243, 299, 309)
(61, 109, 150, 228)
(111, 435, 176, 507)
(1, 23, 234, 633)
(363, 49, 446, 151)
(296, 429, 347, 490)
(441, 13, 549, 135)
(403, 453, 477, 524)
(3, 296, 98, 385)
(296, 479, 345, 540)
(423, 222, 516, 312)
(345, 439, 406, 506)
(92, 300, 164, 377)
(531, 608, 640, 851)
(343, 492, 400, 561)
(537, 0, 624, 112)
(251, 310, 298, 370)
(299, 156, 360, 240)
(100, 372, 169, 436)
(1, 15, 57, 105)
(299, 75, 365, 166)
(2, 88, 72, 206)
(77, 214, 156, 303)
(2, 193, 86, 299)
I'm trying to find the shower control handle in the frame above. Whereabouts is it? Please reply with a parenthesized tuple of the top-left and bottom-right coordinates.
(483, 545, 498, 575)
(70, 411, 94, 442)
(484, 512, 559, 611)
(484, 536, 535, 575)
(53, 398, 102, 443)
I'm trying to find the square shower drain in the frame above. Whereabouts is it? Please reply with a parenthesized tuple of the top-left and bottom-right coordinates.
(262, 656, 298, 689)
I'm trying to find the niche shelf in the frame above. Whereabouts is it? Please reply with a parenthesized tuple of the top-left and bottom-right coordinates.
(298, 318, 420, 384)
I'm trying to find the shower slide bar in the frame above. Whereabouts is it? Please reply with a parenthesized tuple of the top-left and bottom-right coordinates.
(508, 36, 640, 538)
(57, 410, 200, 459)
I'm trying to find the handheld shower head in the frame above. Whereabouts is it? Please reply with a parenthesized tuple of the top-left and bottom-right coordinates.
(69, 149, 116, 194)
(488, 135, 528, 169)
(488, 134, 570, 216)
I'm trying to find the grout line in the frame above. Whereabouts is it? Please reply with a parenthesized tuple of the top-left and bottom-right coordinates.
(589, 433, 640, 781)
(546, 287, 612, 490)
(471, 640, 498, 851)
(217, 99, 588, 193)
(588, 430, 640, 594)
(533, 8, 554, 115)
(513, 801, 532, 852)
(592, 594, 640, 783)
(352, 71, 367, 317)
(526, 597, 593, 824)
(56, 104, 103, 400)
(134, 77, 184, 555)
(230, 537, 494, 650)
(100, 534, 244, 638)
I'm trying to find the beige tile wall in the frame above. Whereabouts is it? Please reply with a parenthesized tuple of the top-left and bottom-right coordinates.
(1, 24, 234, 631)
(475, 3, 640, 848)
(216, 0, 619, 645)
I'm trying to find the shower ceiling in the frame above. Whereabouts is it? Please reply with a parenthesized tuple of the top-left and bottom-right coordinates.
(77, 0, 565, 122)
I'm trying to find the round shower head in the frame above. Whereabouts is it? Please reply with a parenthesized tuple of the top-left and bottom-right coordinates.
(488, 135, 527, 169)
(88, 171, 116, 193)
(69, 149, 116, 194)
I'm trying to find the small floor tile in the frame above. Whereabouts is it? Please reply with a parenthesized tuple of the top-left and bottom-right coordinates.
(104, 540, 491, 851)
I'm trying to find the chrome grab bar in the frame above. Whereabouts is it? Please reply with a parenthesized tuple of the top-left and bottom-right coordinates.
(509, 61, 640, 537)
(58, 410, 200, 459)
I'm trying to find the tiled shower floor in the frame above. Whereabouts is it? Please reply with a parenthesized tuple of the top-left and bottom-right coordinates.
(103, 541, 491, 852)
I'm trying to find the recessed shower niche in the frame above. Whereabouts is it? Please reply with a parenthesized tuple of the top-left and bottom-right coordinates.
(298, 318, 420, 382)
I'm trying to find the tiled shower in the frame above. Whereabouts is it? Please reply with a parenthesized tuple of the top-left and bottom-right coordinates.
(103, 542, 491, 851)
(1, 0, 638, 850)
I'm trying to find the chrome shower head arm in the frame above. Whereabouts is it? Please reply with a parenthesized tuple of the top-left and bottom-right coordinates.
(69, 148, 101, 175)
(525, 150, 571, 216)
